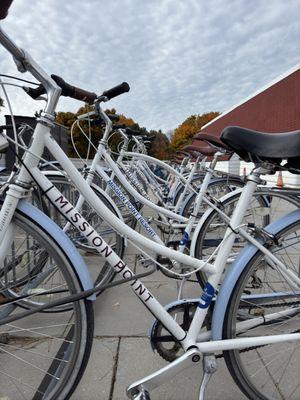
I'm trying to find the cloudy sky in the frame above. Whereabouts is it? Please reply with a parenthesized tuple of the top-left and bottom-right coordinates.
(0, 0, 299, 132)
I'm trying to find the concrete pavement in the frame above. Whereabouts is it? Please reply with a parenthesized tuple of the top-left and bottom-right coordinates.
(74, 245, 247, 400)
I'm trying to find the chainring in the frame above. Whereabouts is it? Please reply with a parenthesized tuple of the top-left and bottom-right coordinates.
(150, 301, 210, 362)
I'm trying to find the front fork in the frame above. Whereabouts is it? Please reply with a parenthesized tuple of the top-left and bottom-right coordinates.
(0, 182, 32, 319)
(0, 183, 31, 242)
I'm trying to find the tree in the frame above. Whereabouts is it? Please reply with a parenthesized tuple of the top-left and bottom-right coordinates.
(56, 105, 106, 158)
(169, 111, 220, 151)
(55, 106, 218, 161)
(148, 129, 170, 160)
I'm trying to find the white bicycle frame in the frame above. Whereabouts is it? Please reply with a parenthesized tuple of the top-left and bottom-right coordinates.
(1, 23, 299, 398)
(2, 125, 300, 349)
(95, 139, 226, 252)
(75, 109, 233, 252)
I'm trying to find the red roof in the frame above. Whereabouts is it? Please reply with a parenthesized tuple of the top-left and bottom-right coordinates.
(201, 65, 300, 138)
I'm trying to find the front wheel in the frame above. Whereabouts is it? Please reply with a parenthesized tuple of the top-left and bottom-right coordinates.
(0, 207, 94, 399)
(222, 218, 300, 400)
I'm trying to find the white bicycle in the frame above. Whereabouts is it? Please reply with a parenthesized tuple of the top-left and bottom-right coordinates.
(0, 3, 300, 399)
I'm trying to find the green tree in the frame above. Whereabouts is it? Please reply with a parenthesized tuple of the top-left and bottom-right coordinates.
(169, 111, 220, 151)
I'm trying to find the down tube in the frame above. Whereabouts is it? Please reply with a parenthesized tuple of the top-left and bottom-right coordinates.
(31, 166, 187, 342)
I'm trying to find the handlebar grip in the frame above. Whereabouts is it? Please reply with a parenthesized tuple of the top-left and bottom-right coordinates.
(0, 0, 13, 20)
(51, 74, 97, 104)
(102, 82, 130, 100)
(72, 86, 97, 104)
(23, 84, 46, 99)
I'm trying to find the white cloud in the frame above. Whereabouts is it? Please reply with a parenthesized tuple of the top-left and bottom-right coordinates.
(0, 0, 299, 131)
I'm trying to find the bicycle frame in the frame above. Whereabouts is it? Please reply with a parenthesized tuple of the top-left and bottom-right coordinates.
(68, 113, 229, 254)
(79, 118, 231, 243)
(1, 125, 299, 351)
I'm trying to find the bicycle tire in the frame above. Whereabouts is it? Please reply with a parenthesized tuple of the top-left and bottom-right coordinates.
(193, 188, 300, 287)
(173, 173, 205, 207)
(222, 218, 300, 399)
(0, 205, 94, 399)
(181, 175, 244, 218)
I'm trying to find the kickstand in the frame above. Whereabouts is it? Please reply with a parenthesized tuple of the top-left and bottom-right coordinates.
(130, 387, 151, 400)
(198, 371, 212, 400)
(198, 355, 217, 400)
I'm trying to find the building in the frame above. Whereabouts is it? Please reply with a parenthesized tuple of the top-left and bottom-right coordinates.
(191, 64, 300, 185)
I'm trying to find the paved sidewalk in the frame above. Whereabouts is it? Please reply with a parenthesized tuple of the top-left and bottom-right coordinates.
(72, 179, 297, 399)
(73, 243, 247, 400)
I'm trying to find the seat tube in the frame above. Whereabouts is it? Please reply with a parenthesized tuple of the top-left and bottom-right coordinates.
(186, 174, 260, 344)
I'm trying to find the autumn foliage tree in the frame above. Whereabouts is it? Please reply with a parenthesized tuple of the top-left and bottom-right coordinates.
(148, 130, 170, 160)
(169, 111, 220, 151)
(55, 106, 170, 159)
(55, 106, 217, 161)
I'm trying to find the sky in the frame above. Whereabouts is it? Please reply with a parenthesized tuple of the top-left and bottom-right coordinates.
(0, 0, 299, 132)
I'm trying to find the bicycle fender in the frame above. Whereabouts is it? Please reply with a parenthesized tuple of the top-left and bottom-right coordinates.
(211, 208, 300, 340)
(17, 200, 96, 300)
(180, 191, 195, 216)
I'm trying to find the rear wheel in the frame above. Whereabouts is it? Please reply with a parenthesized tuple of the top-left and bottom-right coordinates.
(194, 189, 300, 287)
(223, 219, 300, 399)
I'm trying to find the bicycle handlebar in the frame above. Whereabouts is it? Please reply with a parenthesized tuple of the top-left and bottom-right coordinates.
(23, 74, 98, 104)
(24, 77, 130, 105)
(0, 0, 13, 20)
(23, 84, 45, 99)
